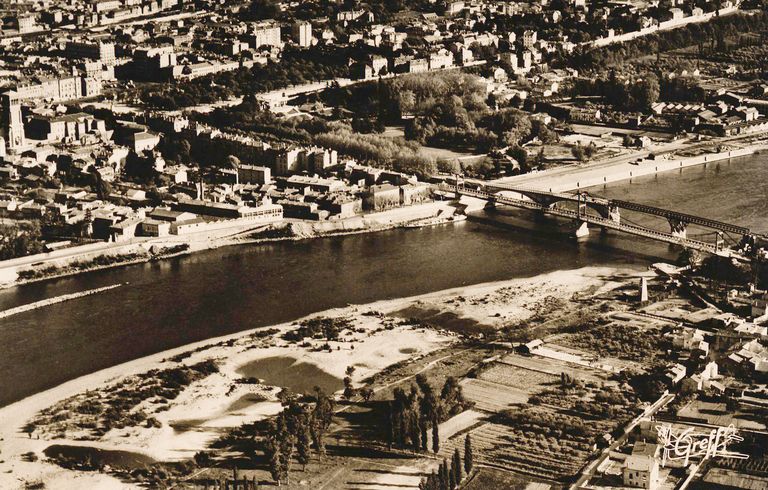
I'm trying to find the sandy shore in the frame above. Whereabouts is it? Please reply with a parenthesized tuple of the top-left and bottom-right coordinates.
(0, 265, 636, 489)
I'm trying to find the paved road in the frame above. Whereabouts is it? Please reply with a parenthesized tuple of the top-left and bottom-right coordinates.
(492, 130, 768, 192)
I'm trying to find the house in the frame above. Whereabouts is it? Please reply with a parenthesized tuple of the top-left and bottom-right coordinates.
(319, 195, 361, 218)
(400, 183, 431, 205)
(735, 106, 760, 122)
(726, 339, 768, 374)
(671, 328, 709, 355)
(668, 8, 685, 21)
(284, 175, 347, 194)
(623, 454, 659, 489)
(131, 131, 161, 153)
(429, 50, 454, 70)
(682, 362, 722, 392)
(519, 339, 544, 354)
(362, 184, 401, 211)
(522, 30, 538, 48)
(148, 208, 198, 223)
(238, 164, 272, 185)
(444, 1, 465, 15)
(109, 216, 142, 242)
(162, 165, 189, 184)
(140, 218, 171, 237)
(666, 363, 687, 385)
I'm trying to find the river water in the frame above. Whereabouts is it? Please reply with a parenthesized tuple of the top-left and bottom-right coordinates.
(0, 155, 765, 407)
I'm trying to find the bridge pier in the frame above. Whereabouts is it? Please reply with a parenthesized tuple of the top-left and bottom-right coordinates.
(574, 221, 590, 238)
(715, 232, 724, 252)
(607, 205, 621, 224)
(668, 218, 688, 239)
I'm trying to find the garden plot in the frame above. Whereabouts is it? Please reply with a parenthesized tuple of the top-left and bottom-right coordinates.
(460, 378, 529, 412)
(498, 352, 610, 385)
(477, 361, 559, 390)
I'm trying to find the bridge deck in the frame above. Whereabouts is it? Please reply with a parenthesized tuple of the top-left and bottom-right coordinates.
(610, 199, 749, 235)
(457, 187, 717, 253)
(481, 182, 749, 236)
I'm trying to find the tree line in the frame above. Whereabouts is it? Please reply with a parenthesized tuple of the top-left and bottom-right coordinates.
(262, 388, 335, 485)
(568, 11, 768, 72)
(386, 374, 471, 451)
(419, 435, 474, 490)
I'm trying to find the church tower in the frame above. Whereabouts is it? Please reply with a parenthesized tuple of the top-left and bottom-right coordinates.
(1, 91, 25, 152)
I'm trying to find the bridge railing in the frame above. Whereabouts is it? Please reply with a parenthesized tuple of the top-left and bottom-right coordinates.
(461, 183, 749, 236)
(455, 186, 717, 253)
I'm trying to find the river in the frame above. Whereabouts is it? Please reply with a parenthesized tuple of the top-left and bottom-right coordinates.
(0, 154, 765, 407)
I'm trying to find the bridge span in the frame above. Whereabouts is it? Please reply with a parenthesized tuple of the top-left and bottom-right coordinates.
(448, 182, 752, 254)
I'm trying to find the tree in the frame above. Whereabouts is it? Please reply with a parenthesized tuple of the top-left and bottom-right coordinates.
(228, 155, 241, 185)
(359, 386, 374, 402)
(507, 145, 528, 168)
(441, 458, 451, 490)
(265, 415, 294, 486)
(633, 74, 660, 111)
(584, 142, 598, 159)
(0, 222, 45, 260)
(296, 418, 312, 471)
(178, 139, 192, 164)
(277, 421, 295, 484)
(453, 447, 463, 484)
(440, 377, 465, 419)
(244, 0, 280, 20)
(94, 173, 112, 200)
(428, 470, 438, 490)
(343, 376, 355, 399)
(311, 387, 334, 454)
(532, 119, 558, 144)
(572, 144, 586, 162)
(678, 248, 703, 269)
(464, 435, 473, 474)
(432, 416, 440, 454)
(267, 439, 283, 484)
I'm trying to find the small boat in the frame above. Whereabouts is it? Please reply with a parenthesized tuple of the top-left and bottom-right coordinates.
(403, 214, 467, 229)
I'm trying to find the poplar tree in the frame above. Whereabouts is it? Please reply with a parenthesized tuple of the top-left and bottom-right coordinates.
(453, 447, 463, 483)
(441, 458, 450, 490)
(296, 418, 312, 471)
(464, 435, 473, 474)
(432, 416, 440, 454)
(438, 461, 448, 490)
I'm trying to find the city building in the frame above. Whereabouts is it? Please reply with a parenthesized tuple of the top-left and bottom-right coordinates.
(238, 164, 272, 185)
(249, 23, 283, 49)
(292, 22, 312, 47)
(65, 40, 116, 65)
(623, 455, 659, 490)
(1, 92, 25, 152)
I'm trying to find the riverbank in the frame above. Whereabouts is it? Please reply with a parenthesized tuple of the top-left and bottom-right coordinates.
(0, 265, 633, 489)
(0, 201, 458, 292)
(496, 139, 768, 192)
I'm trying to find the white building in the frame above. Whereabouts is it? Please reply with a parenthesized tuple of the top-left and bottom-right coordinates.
(292, 22, 312, 47)
(623, 455, 659, 490)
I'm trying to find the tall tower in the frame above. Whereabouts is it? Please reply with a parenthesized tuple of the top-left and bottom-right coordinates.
(292, 21, 312, 47)
(1, 91, 25, 152)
